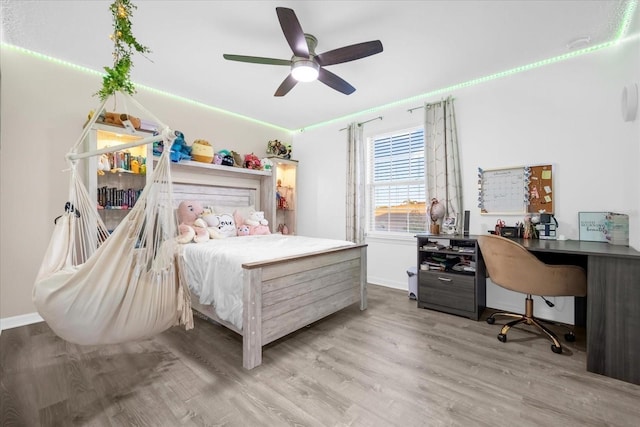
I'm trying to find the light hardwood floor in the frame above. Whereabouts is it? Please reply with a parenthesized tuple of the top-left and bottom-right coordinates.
(2, 284, 639, 426)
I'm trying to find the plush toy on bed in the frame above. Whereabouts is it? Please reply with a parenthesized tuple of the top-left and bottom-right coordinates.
(176, 201, 210, 244)
(201, 210, 238, 239)
(236, 211, 271, 236)
(236, 224, 251, 236)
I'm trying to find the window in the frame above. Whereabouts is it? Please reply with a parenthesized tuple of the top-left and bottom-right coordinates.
(367, 127, 426, 235)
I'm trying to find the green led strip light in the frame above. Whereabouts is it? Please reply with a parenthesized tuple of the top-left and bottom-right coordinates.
(0, 43, 292, 134)
(298, 0, 639, 132)
(2, 0, 637, 133)
(615, 0, 637, 42)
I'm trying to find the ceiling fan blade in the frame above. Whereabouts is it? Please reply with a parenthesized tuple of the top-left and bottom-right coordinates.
(318, 68, 356, 95)
(276, 7, 309, 57)
(316, 40, 383, 66)
(274, 74, 298, 97)
(223, 54, 291, 66)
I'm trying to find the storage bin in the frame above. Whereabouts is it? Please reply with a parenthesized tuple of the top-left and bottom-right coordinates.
(407, 266, 418, 300)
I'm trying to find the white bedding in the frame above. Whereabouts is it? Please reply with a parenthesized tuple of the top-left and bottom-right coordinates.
(180, 234, 354, 329)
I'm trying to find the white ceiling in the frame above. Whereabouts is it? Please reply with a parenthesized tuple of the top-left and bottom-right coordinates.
(1, 1, 638, 130)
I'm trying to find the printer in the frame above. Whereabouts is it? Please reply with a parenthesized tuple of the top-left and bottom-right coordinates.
(536, 213, 558, 240)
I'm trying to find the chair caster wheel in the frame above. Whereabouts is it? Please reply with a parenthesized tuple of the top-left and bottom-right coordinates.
(487, 317, 495, 325)
(564, 332, 576, 342)
(551, 344, 562, 354)
(497, 333, 507, 343)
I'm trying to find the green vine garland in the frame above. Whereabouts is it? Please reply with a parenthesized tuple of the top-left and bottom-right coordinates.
(96, 0, 151, 100)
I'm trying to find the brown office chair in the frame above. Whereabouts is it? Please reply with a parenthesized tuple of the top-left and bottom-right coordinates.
(477, 234, 587, 354)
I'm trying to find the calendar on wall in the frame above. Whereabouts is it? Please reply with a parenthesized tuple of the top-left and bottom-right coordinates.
(478, 164, 553, 215)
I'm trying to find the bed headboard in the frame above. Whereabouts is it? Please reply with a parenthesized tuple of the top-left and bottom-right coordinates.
(171, 182, 256, 209)
(168, 163, 273, 221)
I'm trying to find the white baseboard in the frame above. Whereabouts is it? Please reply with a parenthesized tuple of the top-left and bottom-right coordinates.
(368, 277, 406, 291)
(0, 312, 44, 332)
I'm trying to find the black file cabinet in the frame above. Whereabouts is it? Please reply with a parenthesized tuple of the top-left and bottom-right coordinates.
(416, 235, 486, 320)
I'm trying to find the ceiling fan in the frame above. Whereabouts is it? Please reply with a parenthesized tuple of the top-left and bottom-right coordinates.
(223, 7, 383, 97)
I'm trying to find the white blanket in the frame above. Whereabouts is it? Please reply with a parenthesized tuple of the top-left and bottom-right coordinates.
(180, 234, 354, 329)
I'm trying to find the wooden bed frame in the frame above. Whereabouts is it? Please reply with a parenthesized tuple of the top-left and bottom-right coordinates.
(169, 162, 367, 369)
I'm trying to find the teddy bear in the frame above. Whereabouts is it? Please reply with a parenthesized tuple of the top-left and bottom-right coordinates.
(176, 201, 210, 244)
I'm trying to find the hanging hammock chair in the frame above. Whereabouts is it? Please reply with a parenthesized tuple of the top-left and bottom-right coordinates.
(33, 93, 193, 346)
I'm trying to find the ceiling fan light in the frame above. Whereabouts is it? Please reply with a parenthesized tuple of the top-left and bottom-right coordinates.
(291, 60, 319, 82)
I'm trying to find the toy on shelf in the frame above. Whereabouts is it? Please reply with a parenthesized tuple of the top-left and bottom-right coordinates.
(244, 153, 262, 170)
(191, 139, 214, 163)
(216, 149, 235, 166)
(266, 139, 292, 159)
(261, 158, 273, 170)
(97, 154, 111, 175)
(231, 151, 243, 167)
(170, 130, 192, 163)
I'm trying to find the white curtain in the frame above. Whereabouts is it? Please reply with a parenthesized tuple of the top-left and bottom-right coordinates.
(424, 97, 463, 228)
(346, 122, 365, 243)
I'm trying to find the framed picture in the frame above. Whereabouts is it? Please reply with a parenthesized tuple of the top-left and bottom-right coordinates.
(443, 216, 457, 234)
(578, 212, 608, 242)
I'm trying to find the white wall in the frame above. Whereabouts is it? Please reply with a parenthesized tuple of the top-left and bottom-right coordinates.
(294, 39, 640, 324)
(0, 46, 292, 321)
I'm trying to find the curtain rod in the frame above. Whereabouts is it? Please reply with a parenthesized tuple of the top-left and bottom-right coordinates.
(339, 116, 383, 131)
(407, 97, 456, 113)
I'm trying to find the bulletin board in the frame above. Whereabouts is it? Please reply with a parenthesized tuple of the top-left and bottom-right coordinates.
(527, 164, 554, 214)
(478, 164, 553, 215)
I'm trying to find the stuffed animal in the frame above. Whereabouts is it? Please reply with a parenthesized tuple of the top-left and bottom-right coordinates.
(202, 210, 237, 239)
(236, 210, 270, 235)
(176, 201, 209, 244)
(217, 149, 234, 166)
(102, 112, 142, 130)
(170, 131, 192, 163)
(97, 154, 111, 175)
(191, 139, 214, 163)
(244, 153, 262, 170)
(261, 158, 273, 170)
(236, 224, 250, 236)
(231, 151, 243, 167)
(213, 152, 223, 165)
(245, 211, 268, 227)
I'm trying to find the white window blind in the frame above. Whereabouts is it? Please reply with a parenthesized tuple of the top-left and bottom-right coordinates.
(367, 127, 426, 234)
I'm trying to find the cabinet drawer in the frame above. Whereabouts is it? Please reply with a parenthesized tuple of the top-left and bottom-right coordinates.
(419, 271, 475, 312)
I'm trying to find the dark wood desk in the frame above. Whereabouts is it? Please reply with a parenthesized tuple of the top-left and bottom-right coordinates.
(510, 238, 640, 385)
